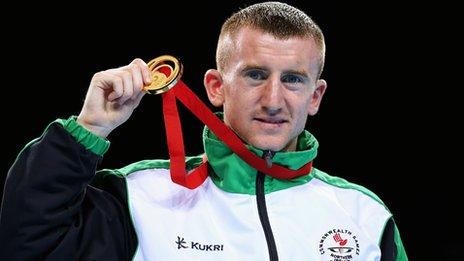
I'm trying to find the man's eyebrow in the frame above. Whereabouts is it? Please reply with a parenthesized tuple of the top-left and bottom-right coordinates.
(283, 69, 310, 78)
(240, 65, 269, 72)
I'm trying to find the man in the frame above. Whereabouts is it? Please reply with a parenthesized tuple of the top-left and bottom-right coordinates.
(0, 2, 407, 260)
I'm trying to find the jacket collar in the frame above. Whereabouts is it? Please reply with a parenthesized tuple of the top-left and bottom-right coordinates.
(202, 125, 319, 195)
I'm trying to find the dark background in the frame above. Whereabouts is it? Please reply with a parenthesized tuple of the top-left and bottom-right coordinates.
(1, 1, 456, 259)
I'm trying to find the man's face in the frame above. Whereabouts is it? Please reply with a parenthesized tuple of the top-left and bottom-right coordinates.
(205, 27, 326, 152)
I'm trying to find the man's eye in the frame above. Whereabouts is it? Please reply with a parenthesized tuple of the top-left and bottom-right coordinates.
(281, 74, 304, 84)
(245, 70, 267, 80)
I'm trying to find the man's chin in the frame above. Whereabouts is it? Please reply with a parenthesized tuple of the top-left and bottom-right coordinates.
(248, 138, 287, 152)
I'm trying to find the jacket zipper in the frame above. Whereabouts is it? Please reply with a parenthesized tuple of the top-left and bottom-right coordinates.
(256, 150, 278, 261)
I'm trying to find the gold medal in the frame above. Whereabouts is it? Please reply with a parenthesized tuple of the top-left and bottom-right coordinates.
(144, 55, 183, 95)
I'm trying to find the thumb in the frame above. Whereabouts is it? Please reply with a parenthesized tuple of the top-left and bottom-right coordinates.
(132, 90, 147, 108)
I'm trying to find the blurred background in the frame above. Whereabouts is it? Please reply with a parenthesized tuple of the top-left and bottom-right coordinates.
(1, 0, 456, 259)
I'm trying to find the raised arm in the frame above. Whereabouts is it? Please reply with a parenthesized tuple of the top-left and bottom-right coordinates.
(0, 58, 151, 260)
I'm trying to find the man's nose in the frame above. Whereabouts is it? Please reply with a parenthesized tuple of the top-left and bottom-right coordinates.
(261, 77, 283, 115)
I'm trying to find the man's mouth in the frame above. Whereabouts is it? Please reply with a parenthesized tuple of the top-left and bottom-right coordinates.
(254, 118, 288, 124)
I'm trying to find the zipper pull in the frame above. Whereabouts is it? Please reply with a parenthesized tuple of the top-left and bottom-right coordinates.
(263, 150, 276, 168)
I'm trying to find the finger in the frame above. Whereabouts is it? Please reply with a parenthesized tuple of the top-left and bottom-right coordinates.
(128, 63, 145, 98)
(106, 73, 124, 101)
(131, 58, 151, 85)
(117, 71, 134, 104)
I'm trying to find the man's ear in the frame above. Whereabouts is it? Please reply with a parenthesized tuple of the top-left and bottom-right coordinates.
(204, 69, 225, 107)
(308, 79, 327, 116)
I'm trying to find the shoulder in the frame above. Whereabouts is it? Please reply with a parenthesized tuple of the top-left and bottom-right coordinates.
(311, 168, 387, 210)
(309, 168, 396, 247)
(95, 156, 205, 201)
(310, 168, 393, 239)
(97, 155, 204, 178)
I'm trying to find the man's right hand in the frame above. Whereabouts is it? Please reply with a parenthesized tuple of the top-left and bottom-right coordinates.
(77, 58, 152, 138)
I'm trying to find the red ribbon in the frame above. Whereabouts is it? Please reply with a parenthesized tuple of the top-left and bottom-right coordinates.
(162, 80, 312, 189)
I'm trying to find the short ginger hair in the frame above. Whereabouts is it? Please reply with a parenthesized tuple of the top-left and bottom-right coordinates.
(216, 1, 326, 78)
